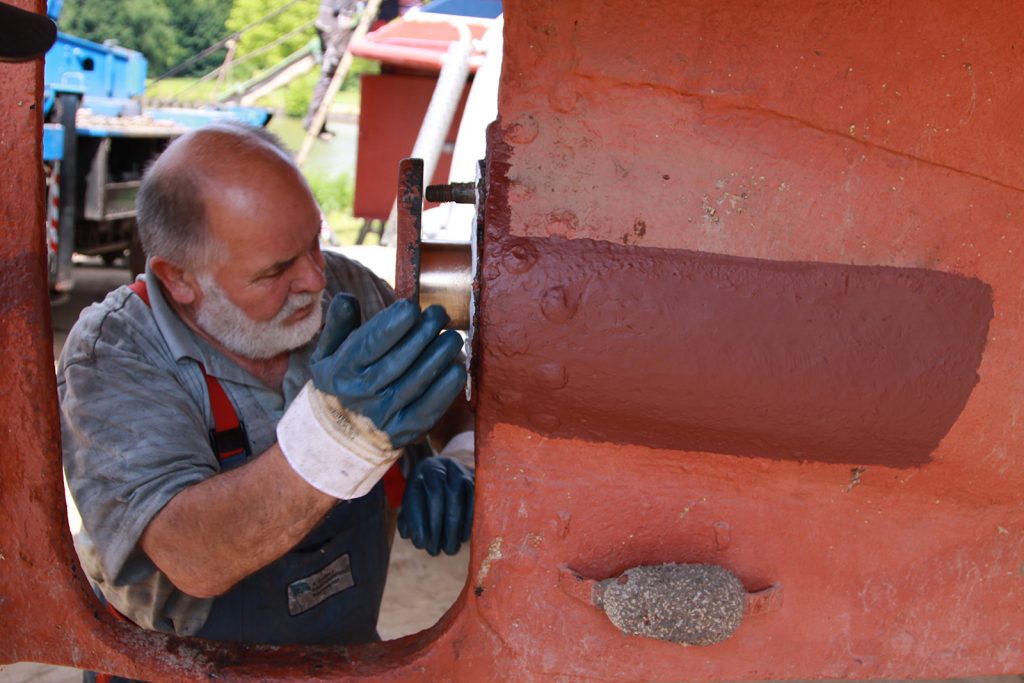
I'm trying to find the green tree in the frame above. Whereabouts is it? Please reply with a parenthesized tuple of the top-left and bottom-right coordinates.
(164, 0, 236, 77)
(226, 0, 318, 78)
(62, 0, 186, 75)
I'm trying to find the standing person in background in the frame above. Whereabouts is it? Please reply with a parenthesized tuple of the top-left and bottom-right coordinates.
(303, 0, 360, 138)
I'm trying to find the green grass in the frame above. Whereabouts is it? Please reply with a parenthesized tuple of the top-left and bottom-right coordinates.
(145, 56, 375, 110)
(305, 170, 372, 246)
(145, 76, 225, 103)
(326, 210, 374, 245)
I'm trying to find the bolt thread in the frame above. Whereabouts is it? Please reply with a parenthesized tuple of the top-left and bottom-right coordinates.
(426, 182, 476, 204)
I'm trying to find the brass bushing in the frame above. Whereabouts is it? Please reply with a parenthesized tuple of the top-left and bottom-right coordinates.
(419, 241, 472, 330)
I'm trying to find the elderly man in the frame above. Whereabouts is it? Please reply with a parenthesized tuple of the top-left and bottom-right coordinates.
(59, 122, 473, 653)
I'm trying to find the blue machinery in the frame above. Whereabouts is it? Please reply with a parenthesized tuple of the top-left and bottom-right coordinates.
(41, 0, 271, 291)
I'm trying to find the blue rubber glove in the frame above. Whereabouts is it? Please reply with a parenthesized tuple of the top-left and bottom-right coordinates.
(309, 294, 467, 448)
(398, 456, 474, 556)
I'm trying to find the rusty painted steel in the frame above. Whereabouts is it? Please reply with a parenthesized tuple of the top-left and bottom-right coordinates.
(469, 0, 1024, 679)
(3, 0, 1024, 680)
(394, 157, 423, 306)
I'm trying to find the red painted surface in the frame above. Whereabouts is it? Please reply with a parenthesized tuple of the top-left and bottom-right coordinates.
(349, 14, 491, 73)
(480, 235, 992, 466)
(471, 0, 1024, 678)
(3, 0, 1023, 680)
(353, 73, 468, 220)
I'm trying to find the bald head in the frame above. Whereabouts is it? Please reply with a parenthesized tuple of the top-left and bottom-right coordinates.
(136, 122, 301, 269)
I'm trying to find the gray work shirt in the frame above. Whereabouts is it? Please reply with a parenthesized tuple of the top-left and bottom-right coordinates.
(58, 250, 393, 636)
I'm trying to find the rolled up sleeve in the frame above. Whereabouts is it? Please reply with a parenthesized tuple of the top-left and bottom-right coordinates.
(60, 349, 216, 588)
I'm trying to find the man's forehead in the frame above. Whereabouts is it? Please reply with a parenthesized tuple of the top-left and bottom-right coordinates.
(165, 126, 291, 176)
(193, 145, 308, 210)
(160, 126, 319, 261)
(199, 173, 320, 269)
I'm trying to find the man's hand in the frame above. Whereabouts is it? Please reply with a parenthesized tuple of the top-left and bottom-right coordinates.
(398, 456, 474, 556)
(276, 294, 467, 500)
(309, 294, 467, 447)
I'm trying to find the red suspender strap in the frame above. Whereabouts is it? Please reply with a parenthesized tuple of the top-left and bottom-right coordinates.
(130, 279, 248, 461)
(128, 279, 149, 305)
(203, 372, 248, 460)
(383, 465, 406, 509)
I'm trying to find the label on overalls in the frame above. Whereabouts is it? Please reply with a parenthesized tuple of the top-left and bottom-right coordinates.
(287, 553, 355, 616)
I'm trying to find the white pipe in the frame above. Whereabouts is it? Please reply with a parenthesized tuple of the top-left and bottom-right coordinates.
(382, 29, 472, 245)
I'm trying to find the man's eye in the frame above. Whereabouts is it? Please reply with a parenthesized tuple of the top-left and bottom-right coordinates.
(256, 264, 289, 282)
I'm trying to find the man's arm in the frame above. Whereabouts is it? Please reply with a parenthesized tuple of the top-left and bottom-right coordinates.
(140, 444, 334, 598)
(144, 295, 468, 597)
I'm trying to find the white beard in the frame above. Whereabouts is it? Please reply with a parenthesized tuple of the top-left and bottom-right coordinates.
(195, 273, 324, 359)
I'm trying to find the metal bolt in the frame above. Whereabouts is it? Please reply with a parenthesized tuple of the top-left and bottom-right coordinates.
(426, 182, 476, 204)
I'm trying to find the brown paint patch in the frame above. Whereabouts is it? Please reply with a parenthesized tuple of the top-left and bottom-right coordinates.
(545, 209, 579, 238)
(480, 236, 992, 467)
(622, 219, 647, 245)
(507, 114, 540, 144)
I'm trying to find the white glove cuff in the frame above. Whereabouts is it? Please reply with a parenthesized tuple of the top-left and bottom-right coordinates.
(439, 430, 476, 471)
(277, 381, 401, 499)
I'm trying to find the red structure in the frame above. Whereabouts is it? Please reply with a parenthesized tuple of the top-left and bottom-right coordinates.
(353, 73, 468, 219)
(350, 11, 491, 220)
(2, 0, 1022, 680)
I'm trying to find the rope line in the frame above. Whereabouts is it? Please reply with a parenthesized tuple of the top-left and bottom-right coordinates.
(151, 0, 316, 84)
(170, 19, 317, 100)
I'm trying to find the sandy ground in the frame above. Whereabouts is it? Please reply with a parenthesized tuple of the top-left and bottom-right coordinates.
(1, 257, 465, 682)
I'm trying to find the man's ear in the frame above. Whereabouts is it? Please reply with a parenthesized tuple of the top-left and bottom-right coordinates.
(149, 256, 200, 306)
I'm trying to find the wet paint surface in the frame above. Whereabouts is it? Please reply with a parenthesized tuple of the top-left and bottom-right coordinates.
(480, 234, 992, 465)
